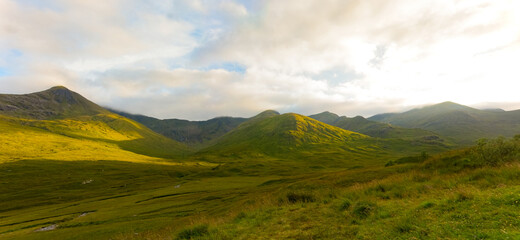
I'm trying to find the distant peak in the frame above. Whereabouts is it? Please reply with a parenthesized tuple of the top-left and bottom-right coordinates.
(49, 86, 69, 90)
(437, 101, 461, 106)
(257, 110, 280, 116)
(426, 101, 474, 111)
(318, 111, 339, 116)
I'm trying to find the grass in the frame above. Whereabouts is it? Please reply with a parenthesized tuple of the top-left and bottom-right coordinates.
(2, 136, 520, 239)
(142, 136, 520, 240)
(1, 89, 518, 239)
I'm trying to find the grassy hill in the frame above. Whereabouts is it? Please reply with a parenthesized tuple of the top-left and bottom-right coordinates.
(309, 111, 445, 142)
(200, 111, 369, 157)
(198, 111, 450, 165)
(0, 87, 189, 159)
(368, 101, 520, 144)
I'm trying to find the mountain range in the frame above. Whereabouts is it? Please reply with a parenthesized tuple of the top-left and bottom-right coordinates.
(2, 87, 518, 159)
(369, 101, 520, 144)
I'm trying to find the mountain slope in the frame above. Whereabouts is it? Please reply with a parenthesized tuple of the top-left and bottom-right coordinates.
(199, 111, 380, 158)
(0, 87, 189, 159)
(110, 109, 248, 147)
(368, 102, 520, 144)
(0, 86, 108, 119)
(309, 112, 443, 141)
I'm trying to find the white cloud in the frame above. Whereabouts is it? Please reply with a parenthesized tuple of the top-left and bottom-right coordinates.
(1, 0, 520, 119)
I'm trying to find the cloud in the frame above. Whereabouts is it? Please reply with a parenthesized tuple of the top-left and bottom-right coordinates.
(1, 0, 519, 119)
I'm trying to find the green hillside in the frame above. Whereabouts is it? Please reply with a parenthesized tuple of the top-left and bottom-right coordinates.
(199, 111, 449, 163)
(368, 101, 520, 144)
(0, 87, 189, 159)
(200, 112, 369, 157)
(111, 109, 247, 147)
(309, 111, 444, 142)
(168, 136, 520, 239)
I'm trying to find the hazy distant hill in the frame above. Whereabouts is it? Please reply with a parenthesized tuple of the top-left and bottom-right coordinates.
(0, 86, 188, 159)
(110, 109, 248, 147)
(309, 111, 443, 141)
(368, 101, 520, 144)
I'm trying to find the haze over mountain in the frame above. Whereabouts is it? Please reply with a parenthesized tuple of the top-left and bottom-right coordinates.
(369, 101, 520, 144)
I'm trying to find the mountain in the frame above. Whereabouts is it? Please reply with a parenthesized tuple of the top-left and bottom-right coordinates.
(200, 111, 376, 157)
(309, 111, 443, 141)
(308, 111, 340, 125)
(0, 86, 108, 119)
(110, 109, 248, 147)
(368, 101, 520, 144)
(0, 86, 188, 160)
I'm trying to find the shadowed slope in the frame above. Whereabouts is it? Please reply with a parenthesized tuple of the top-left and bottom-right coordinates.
(110, 109, 248, 147)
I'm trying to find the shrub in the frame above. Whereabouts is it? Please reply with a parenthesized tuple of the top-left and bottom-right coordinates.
(284, 191, 316, 204)
(177, 224, 209, 240)
(339, 199, 352, 211)
(471, 137, 520, 166)
(353, 201, 376, 218)
(419, 201, 435, 209)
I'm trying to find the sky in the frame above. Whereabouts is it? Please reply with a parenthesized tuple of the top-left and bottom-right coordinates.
(1, 0, 520, 120)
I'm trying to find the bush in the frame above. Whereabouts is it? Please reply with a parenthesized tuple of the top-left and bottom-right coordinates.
(471, 137, 520, 166)
(339, 199, 352, 211)
(177, 224, 209, 240)
(353, 201, 376, 218)
(419, 201, 435, 209)
(283, 191, 316, 204)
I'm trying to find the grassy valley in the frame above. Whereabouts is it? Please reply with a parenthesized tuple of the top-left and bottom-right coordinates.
(1, 87, 519, 239)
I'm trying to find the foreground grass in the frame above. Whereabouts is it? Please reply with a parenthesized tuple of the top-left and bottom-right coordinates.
(149, 136, 520, 240)
(1, 115, 517, 240)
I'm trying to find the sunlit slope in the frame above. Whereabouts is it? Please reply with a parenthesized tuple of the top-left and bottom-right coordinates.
(369, 102, 520, 144)
(0, 116, 165, 163)
(199, 112, 378, 157)
(0, 87, 189, 158)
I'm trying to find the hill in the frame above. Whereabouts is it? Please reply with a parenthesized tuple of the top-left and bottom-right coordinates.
(309, 112, 443, 141)
(0, 87, 189, 159)
(0, 86, 108, 119)
(110, 109, 247, 147)
(368, 101, 520, 144)
(199, 111, 371, 157)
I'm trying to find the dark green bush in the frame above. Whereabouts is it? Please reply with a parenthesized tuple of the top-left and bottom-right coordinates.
(339, 199, 352, 211)
(177, 224, 209, 239)
(282, 191, 316, 204)
(353, 201, 376, 218)
(471, 137, 520, 166)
